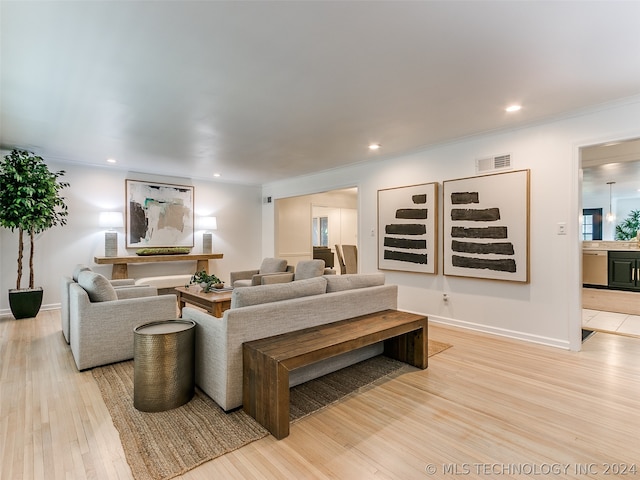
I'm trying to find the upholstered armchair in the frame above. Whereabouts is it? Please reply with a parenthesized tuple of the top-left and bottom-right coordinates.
(260, 259, 335, 285)
(60, 264, 148, 344)
(69, 270, 177, 370)
(229, 257, 293, 287)
(336, 244, 357, 274)
(341, 245, 358, 274)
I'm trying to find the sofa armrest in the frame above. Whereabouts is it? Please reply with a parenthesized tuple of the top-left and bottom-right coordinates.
(114, 285, 159, 299)
(181, 307, 229, 408)
(110, 279, 136, 287)
(260, 272, 295, 285)
(229, 269, 259, 285)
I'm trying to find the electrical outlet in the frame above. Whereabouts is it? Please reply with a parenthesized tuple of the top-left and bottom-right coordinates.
(443, 293, 449, 303)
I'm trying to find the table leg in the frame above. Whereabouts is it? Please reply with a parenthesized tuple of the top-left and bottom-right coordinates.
(112, 263, 128, 279)
(177, 293, 185, 317)
(196, 259, 209, 273)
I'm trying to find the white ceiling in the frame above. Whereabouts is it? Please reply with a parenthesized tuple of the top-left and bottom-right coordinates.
(3, 1, 640, 185)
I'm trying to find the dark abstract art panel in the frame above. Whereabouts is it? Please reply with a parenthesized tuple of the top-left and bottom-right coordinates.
(443, 170, 529, 283)
(378, 182, 438, 274)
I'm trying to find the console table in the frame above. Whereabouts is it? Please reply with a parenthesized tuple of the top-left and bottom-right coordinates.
(94, 253, 223, 279)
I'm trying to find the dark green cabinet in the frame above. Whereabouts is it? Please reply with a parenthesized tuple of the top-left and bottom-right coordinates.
(608, 251, 640, 290)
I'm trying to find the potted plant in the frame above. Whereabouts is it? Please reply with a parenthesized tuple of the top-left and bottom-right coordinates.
(615, 210, 640, 241)
(191, 270, 223, 292)
(0, 149, 70, 319)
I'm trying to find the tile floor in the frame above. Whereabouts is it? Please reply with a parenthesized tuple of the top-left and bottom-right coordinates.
(583, 309, 640, 337)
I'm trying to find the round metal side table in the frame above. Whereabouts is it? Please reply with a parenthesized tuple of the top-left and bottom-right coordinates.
(133, 319, 196, 412)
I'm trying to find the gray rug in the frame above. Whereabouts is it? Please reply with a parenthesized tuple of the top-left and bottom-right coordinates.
(93, 341, 451, 480)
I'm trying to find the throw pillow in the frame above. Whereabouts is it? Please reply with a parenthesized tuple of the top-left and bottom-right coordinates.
(77, 271, 118, 302)
(259, 257, 288, 274)
(72, 264, 92, 282)
(294, 260, 325, 280)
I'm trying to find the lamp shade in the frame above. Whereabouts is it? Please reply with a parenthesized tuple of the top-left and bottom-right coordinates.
(199, 216, 217, 231)
(99, 211, 124, 229)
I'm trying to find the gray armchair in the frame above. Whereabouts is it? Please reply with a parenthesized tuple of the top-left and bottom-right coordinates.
(69, 270, 177, 370)
(229, 257, 293, 287)
(259, 259, 335, 284)
(61, 264, 149, 344)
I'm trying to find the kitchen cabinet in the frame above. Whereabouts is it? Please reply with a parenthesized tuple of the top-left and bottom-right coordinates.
(608, 251, 640, 290)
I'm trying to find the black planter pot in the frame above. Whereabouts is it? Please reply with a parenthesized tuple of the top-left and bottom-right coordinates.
(9, 288, 44, 319)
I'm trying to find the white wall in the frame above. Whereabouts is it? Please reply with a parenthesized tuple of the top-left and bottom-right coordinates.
(0, 163, 263, 314)
(263, 95, 640, 351)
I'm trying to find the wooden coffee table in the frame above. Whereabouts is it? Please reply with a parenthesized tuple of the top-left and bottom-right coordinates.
(175, 286, 233, 318)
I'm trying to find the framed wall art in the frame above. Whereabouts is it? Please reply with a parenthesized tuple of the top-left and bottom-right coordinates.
(443, 169, 530, 282)
(378, 182, 438, 274)
(125, 179, 195, 248)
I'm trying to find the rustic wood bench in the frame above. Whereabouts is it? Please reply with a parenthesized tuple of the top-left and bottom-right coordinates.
(242, 309, 428, 439)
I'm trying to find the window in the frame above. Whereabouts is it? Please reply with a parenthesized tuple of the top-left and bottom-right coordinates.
(582, 208, 603, 241)
(312, 216, 329, 246)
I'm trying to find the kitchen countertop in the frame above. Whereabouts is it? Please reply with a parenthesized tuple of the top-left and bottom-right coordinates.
(583, 241, 640, 251)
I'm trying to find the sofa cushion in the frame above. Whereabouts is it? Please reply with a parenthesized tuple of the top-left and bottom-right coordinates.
(231, 276, 327, 308)
(294, 260, 325, 280)
(325, 273, 386, 293)
(259, 257, 288, 274)
(77, 271, 118, 302)
(72, 264, 92, 282)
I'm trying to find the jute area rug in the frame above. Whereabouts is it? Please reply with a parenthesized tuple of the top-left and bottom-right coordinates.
(93, 340, 452, 480)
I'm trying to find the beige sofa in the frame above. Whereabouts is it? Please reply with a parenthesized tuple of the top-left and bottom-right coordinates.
(181, 273, 397, 411)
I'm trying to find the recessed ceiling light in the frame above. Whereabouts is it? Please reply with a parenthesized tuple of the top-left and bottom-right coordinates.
(213, 173, 221, 177)
(505, 105, 522, 113)
(369, 143, 381, 150)
(106, 158, 117, 164)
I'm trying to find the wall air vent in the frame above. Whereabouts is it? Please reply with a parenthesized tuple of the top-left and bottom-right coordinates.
(475, 154, 512, 174)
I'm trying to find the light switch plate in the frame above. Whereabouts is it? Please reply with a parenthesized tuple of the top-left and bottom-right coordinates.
(557, 222, 567, 235)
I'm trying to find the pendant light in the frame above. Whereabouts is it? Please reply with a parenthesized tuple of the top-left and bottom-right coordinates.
(606, 181, 616, 222)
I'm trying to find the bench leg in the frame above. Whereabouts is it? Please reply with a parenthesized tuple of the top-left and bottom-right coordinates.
(383, 319, 428, 369)
(243, 347, 292, 439)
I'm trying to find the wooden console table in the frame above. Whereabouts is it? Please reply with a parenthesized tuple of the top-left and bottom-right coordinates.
(94, 253, 223, 279)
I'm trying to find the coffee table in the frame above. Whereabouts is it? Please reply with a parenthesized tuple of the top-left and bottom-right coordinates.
(175, 285, 233, 318)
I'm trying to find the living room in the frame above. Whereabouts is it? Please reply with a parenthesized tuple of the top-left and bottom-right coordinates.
(2, 1, 640, 478)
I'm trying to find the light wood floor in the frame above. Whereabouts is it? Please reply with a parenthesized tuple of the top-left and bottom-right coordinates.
(2, 310, 639, 479)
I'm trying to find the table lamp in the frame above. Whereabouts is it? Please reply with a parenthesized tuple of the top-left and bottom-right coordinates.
(200, 216, 217, 253)
(99, 211, 124, 257)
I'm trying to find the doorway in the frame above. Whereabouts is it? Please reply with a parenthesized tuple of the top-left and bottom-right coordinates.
(274, 187, 358, 272)
(580, 137, 640, 338)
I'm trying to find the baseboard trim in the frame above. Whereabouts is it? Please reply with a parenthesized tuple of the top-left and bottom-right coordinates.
(0, 302, 60, 318)
(401, 309, 571, 350)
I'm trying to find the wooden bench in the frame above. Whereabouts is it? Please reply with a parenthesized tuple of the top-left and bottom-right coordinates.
(242, 309, 428, 439)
